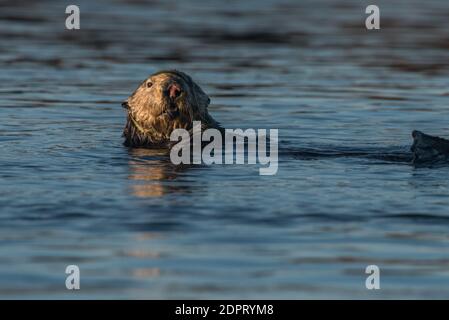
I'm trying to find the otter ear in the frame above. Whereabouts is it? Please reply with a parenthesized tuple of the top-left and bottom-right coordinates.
(122, 101, 130, 109)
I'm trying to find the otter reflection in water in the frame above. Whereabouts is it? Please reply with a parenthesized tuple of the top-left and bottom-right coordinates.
(127, 148, 195, 198)
(123, 69, 449, 167)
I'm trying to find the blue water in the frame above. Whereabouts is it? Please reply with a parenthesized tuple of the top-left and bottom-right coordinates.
(1, 0, 449, 299)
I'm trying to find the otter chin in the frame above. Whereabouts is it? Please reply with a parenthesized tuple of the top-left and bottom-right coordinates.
(122, 70, 221, 148)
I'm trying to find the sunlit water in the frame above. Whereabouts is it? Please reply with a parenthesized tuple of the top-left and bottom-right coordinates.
(1, 0, 449, 299)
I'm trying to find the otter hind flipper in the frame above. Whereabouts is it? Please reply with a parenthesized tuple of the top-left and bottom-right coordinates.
(411, 130, 449, 165)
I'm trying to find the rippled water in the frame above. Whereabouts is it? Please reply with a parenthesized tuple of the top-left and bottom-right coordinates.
(1, 0, 449, 299)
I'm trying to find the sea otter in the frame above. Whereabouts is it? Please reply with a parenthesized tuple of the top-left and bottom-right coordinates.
(122, 70, 221, 148)
(122, 70, 449, 166)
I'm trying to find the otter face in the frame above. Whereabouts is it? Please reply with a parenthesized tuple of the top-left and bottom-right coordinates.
(411, 130, 449, 164)
(123, 70, 219, 147)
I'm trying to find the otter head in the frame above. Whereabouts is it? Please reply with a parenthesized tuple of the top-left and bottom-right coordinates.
(411, 130, 449, 165)
(122, 70, 220, 147)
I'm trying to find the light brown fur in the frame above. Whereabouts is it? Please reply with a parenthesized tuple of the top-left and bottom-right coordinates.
(122, 70, 220, 147)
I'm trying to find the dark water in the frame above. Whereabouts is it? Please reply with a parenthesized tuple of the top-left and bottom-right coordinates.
(1, 0, 449, 299)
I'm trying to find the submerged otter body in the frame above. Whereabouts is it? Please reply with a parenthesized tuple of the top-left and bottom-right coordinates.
(123, 70, 449, 166)
(122, 70, 220, 148)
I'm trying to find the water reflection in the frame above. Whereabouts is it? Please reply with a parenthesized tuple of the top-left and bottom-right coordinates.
(127, 148, 192, 198)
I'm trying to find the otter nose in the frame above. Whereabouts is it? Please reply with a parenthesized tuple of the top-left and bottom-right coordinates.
(168, 83, 182, 99)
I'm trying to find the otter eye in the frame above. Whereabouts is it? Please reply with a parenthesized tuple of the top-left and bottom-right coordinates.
(147, 82, 153, 88)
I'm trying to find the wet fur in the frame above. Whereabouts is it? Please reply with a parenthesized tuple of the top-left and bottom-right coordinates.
(122, 70, 220, 148)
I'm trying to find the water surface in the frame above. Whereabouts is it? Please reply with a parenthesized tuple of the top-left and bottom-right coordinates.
(1, 0, 449, 299)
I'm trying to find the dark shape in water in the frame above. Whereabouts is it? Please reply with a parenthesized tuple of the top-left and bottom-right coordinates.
(411, 130, 449, 165)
